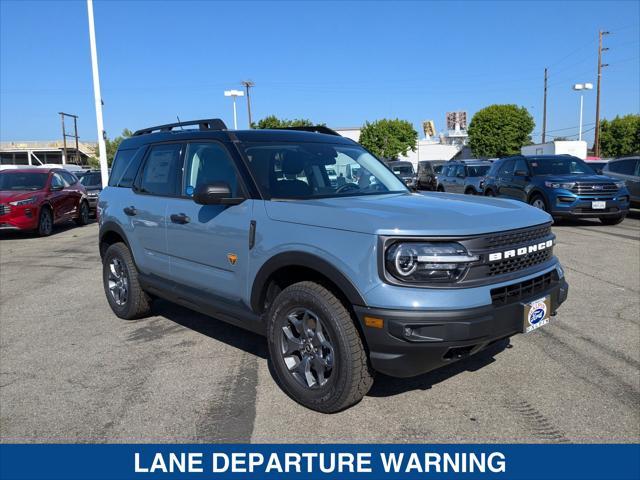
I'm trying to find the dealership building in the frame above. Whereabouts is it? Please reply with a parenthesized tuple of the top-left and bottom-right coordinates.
(0, 141, 96, 167)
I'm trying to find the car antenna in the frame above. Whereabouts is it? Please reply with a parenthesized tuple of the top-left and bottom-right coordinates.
(176, 116, 184, 130)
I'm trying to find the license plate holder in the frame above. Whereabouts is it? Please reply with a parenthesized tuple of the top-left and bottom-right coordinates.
(592, 201, 606, 210)
(523, 296, 551, 333)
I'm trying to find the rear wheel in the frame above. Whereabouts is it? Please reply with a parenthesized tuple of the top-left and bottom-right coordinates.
(37, 207, 53, 236)
(437, 185, 445, 192)
(485, 189, 495, 197)
(75, 201, 89, 226)
(529, 194, 548, 212)
(267, 281, 374, 413)
(102, 243, 152, 320)
(599, 215, 625, 225)
(465, 188, 476, 195)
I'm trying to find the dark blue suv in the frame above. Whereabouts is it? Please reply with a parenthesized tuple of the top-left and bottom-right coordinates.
(483, 155, 630, 225)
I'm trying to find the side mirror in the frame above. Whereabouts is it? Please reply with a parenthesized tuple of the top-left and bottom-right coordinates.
(50, 184, 63, 191)
(514, 170, 528, 177)
(596, 168, 603, 175)
(193, 182, 244, 206)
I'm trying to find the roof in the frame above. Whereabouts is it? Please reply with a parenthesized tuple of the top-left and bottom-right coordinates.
(120, 128, 356, 150)
(0, 167, 58, 174)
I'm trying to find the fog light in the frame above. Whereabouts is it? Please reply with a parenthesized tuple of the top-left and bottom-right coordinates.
(557, 196, 574, 203)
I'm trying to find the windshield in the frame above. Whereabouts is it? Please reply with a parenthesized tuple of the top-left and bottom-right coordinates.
(0, 172, 48, 191)
(243, 142, 408, 199)
(79, 173, 102, 188)
(528, 157, 595, 175)
(466, 165, 490, 177)
(392, 164, 414, 175)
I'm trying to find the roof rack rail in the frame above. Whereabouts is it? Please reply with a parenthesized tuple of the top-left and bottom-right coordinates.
(279, 126, 342, 137)
(132, 118, 227, 136)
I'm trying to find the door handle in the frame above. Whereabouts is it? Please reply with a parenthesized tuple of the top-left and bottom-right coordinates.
(170, 213, 190, 224)
(123, 206, 137, 216)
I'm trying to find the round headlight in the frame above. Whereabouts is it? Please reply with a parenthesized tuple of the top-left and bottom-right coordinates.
(393, 244, 419, 276)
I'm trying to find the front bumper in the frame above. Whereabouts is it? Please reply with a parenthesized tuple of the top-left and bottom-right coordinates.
(0, 206, 40, 231)
(547, 189, 630, 218)
(354, 274, 569, 378)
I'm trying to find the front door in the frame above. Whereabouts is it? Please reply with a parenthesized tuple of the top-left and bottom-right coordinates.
(509, 158, 530, 201)
(496, 159, 515, 198)
(165, 141, 253, 309)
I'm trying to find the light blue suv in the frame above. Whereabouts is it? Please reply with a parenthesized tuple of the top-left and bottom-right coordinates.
(99, 119, 569, 412)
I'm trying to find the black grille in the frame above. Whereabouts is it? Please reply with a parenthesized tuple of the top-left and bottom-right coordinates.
(488, 249, 553, 276)
(483, 224, 552, 249)
(491, 271, 556, 305)
(571, 182, 618, 194)
(0, 204, 10, 216)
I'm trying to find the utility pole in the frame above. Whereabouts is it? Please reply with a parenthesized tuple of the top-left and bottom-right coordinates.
(241, 80, 255, 128)
(59, 112, 80, 165)
(86, 0, 109, 188)
(542, 67, 548, 143)
(594, 29, 609, 157)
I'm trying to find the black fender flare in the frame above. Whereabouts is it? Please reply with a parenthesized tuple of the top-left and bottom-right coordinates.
(98, 221, 131, 258)
(250, 251, 366, 313)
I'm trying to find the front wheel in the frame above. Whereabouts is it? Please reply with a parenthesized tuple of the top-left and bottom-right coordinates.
(37, 207, 53, 236)
(485, 189, 495, 197)
(599, 215, 625, 225)
(529, 194, 548, 212)
(267, 281, 374, 413)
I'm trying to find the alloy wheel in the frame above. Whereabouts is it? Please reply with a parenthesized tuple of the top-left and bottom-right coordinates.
(280, 308, 334, 389)
(107, 257, 129, 306)
(532, 198, 546, 211)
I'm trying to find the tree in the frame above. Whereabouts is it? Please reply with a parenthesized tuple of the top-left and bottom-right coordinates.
(105, 128, 133, 166)
(599, 114, 640, 158)
(468, 105, 535, 158)
(358, 119, 418, 160)
(253, 115, 316, 129)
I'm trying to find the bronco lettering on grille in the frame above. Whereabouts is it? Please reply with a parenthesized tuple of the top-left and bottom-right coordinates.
(488, 239, 554, 262)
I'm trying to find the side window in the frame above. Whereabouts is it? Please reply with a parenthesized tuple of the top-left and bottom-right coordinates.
(498, 160, 515, 176)
(139, 144, 183, 196)
(610, 159, 635, 176)
(514, 158, 529, 175)
(184, 142, 239, 197)
(109, 148, 141, 188)
(60, 171, 77, 185)
(455, 165, 465, 177)
(51, 173, 65, 189)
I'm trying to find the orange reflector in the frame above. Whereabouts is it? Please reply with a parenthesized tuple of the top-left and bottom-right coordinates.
(364, 316, 384, 329)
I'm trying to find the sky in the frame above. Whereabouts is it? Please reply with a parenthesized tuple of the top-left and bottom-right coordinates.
(1, 0, 639, 146)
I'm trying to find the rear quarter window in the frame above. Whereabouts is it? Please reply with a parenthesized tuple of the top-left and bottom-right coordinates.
(108, 148, 143, 188)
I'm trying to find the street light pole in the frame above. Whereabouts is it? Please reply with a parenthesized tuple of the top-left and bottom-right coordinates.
(241, 80, 254, 128)
(86, 0, 109, 187)
(572, 83, 593, 142)
(224, 90, 244, 130)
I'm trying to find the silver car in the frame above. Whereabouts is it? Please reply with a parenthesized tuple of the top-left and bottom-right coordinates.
(437, 161, 492, 194)
(602, 157, 639, 207)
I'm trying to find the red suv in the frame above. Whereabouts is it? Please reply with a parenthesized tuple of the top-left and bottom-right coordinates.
(0, 168, 90, 236)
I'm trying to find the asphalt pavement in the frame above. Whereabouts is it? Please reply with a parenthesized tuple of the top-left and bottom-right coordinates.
(1, 214, 638, 443)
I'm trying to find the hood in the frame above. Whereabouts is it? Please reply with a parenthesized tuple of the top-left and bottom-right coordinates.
(539, 174, 616, 183)
(0, 190, 42, 203)
(265, 192, 552, 236)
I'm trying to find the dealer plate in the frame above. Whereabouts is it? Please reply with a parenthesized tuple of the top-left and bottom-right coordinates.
(523, 296, 551, 333)
(592, 201, 606, 209)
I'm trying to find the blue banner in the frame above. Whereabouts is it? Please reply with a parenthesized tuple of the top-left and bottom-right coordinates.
(1, 444, 638, 480)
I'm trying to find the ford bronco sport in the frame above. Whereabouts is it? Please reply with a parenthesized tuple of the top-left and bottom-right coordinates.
(99, 119, 569, 413)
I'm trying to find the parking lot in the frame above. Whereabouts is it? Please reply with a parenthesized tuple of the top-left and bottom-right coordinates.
(0, 214, 638, 443)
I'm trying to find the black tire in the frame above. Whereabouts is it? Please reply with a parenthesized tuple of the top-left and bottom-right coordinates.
(437, 185, 445, 192)
(599, 215, 625, 225)
(529, 193, 548, 212)
(267, 281, 374, 413)
(465, 188, 476, 195)
(485, 189, 495, 197)
(37, 207, 53, 236)
(75, 201, 90, 226)
(102, 242, 152, 320)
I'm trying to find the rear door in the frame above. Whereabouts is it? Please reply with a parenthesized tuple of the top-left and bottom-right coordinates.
(509, 158, 530, 201)
(496, 159, 515, 198)
(449, 165, 466, 193)
(165, 141, 253, 308)
(59, 170, 83, 218)
(127, 142, 184, 278)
